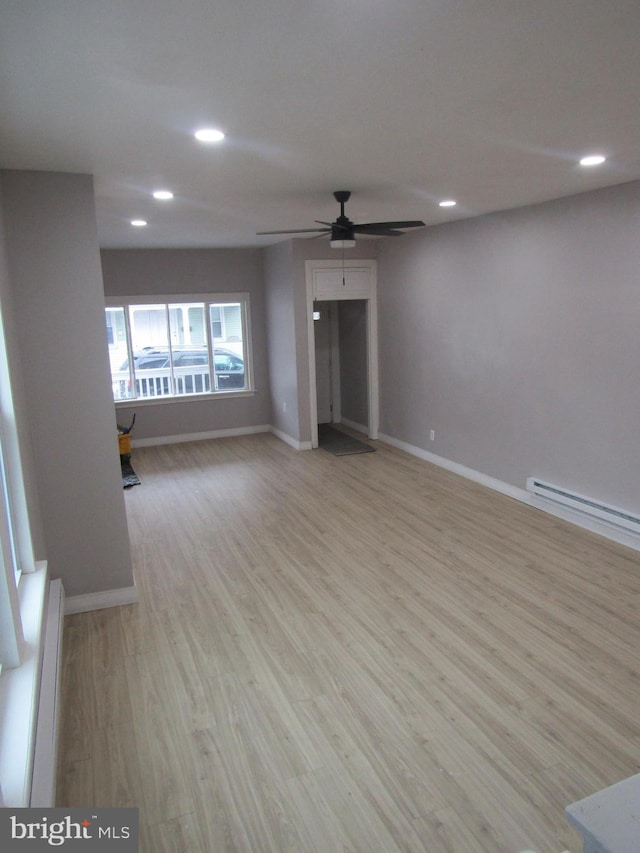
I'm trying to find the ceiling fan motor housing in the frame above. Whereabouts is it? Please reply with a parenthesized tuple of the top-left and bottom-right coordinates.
(331, 193, 356, 245)
(331, 225, 355, 240)
(332, 216, 355, 239)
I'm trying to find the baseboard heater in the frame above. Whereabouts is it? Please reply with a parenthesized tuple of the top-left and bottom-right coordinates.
(526, 478, 640, 534)
(30, 578, 65, 807)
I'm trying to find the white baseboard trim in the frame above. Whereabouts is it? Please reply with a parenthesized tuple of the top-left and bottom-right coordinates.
(132, 424, 270, 448)
(378, 432, 640, 553)
(131, 422, 313, 453)
(378, 433, 528, 501)
(65, 585, 139, 615)
(270, 426, 313, 451)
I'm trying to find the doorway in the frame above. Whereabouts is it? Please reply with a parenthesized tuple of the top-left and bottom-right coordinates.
(306, 259, 378, 449)
(313, 301, 340, 425)
(314, 299, 371, 432)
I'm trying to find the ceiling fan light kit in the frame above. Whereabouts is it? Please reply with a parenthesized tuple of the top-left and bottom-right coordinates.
(257, 190, 425, 248)
(330, 225, 356, 248)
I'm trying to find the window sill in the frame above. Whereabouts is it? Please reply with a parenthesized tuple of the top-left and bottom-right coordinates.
(114, 389, 256, 408)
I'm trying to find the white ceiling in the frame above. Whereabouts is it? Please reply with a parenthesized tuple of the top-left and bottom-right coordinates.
(1, 1, 639, 249)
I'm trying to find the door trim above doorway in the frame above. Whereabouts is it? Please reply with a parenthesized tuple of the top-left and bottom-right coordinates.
(305, 259, 378, 449)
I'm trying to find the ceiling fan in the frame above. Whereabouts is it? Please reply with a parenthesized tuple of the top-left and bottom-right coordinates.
(257, 190, 425, 248)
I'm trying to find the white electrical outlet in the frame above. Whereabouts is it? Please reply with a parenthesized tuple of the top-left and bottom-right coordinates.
(429, 429, 435, 441)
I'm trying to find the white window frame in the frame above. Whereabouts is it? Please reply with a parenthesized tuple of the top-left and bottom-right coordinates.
(0, 293, 50, 807)
(0, 299, 38, 669)
(106, 293, 254, 405)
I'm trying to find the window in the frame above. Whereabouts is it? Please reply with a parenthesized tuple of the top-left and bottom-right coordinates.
(0, 303, 37, 671)
(0, 294, 51, 808)
(106, 295, 252, 402)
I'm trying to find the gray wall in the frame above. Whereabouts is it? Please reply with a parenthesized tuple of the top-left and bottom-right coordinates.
(263, 238, 378, 445)
(0, 170, 134, 597)
(263, 241, 301, 442)
(378, 180, 640, 513)
(101, 248, 271, 441)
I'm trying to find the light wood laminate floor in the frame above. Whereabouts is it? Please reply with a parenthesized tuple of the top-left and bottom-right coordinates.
(56, 433, 640, 852)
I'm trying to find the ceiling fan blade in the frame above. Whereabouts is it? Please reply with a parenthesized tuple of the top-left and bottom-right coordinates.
(317, 220, 353, 232)
(256, 227, 330, 235)
(355, 220, 426, 231)
(353, 227, 405, 236)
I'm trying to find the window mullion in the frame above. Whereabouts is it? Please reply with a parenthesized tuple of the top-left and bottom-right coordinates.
(0, 317, 36, 576)
(0, 493, 24, 669)
(240, 297, 252, 390)
(205, 303, 215, 393)
(165, 305, 176, 395)
(124, 307, 136, 400)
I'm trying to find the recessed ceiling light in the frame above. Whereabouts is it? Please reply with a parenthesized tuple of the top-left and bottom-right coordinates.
(579, 154, 606, 167)
(131, 219, 147, 227)
(194, 128, 225, 143)
(439, 199, 457, 208)
(152, 190, 174, 200)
